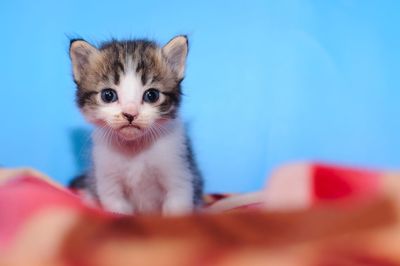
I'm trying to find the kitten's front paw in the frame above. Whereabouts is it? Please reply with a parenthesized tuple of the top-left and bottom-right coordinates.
(100, 199, 134, 215)
(162, 199, 193, 216)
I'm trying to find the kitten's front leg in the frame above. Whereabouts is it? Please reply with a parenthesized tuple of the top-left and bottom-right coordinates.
(162, 178, 194, 216)
(96, 180, 133, 215)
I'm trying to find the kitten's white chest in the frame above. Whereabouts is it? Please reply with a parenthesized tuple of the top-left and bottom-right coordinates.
(93, 142, 164, 214)
(122, 150, 166, 213)
(92, 123, 192, 215)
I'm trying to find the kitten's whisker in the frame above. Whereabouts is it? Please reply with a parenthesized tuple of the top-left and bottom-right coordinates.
(151, 126, 161, 140)
(153, 122, 171, 139)
(143, 127, 153, 145)
(106, 127, 113, 148)
(151, 126, 158, 142)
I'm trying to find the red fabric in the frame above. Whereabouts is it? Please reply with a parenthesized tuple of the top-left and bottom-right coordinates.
(0, 176, 85, 247)
(312, 164, 380, 203)
(0, 163, 384, 249)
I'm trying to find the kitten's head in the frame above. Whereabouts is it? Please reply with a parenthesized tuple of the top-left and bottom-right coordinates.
(69, 36, 188, 141)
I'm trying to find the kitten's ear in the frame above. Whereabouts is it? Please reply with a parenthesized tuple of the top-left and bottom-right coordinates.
(162, 35, 188, 79)
(69, 39, 98, 82)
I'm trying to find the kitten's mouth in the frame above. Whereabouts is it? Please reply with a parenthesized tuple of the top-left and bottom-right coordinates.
(116, 124, 142, 140)
(120, 124, 141, 130)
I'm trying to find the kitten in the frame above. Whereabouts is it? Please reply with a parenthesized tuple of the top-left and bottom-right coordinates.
(69, 35, 203, 215)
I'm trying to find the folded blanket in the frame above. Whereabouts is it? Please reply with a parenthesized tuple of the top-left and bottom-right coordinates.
(205, 162, 388, 212)
(1, 162, 400, 265)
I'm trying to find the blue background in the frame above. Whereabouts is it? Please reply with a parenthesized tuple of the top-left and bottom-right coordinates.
(1, 0, 400, 192)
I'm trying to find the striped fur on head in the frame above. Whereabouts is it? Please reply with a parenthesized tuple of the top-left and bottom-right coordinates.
(69, 36, 188, 141)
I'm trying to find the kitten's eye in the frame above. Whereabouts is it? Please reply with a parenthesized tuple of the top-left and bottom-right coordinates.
(101, 88, 118, 103)
(143, 89, 160, 103)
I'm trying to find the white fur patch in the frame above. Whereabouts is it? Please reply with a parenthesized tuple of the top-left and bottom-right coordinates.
(118, 68, 142, 106)
(92, 119, 194, 215)
(91, 71, 165, 133)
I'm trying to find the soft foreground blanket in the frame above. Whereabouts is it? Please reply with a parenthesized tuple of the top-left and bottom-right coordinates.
(1, 162, 400, 265)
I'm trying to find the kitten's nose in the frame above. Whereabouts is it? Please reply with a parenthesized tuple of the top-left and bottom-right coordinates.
(122, 113, 136, 123)
(121, 104, 138, 123)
